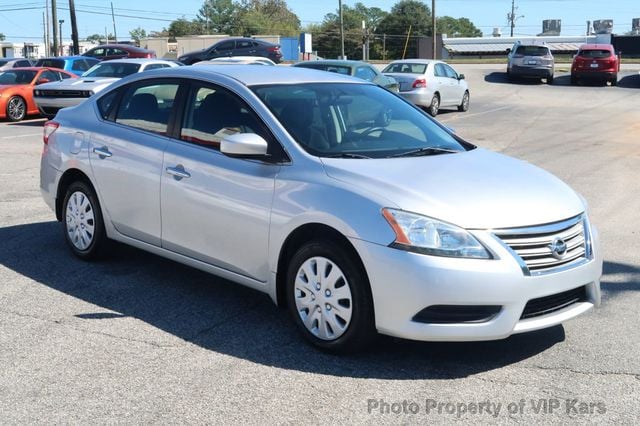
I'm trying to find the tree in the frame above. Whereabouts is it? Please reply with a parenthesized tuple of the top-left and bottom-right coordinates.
(237, 0, 300, 36)
(377, 0, 432, 59)
(166, 18, 204, 38)
(198, 0, 239, 34)
(85, 33, 114, 44)
(0, 33, 5, 41)
(129, 27, 148, 45)
(437, 16, 482, 38)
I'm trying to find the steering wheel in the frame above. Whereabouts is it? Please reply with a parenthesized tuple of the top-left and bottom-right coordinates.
(360, 126, 386, 138)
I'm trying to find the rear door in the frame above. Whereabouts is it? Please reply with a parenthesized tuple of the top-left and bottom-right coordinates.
(234, 39, 255, 56)
(442, 64, 465, 106)
(89, 78, 182, 246)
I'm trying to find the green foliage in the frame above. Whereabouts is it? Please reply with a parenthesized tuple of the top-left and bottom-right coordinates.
(237, 0, 300, 36)
(198, 0, 239, 34)
(377, 0, 432, 59)
(129, 27, 148, 45)
(437, 16, 483, 38)
(85, 33, 114, 44)
(167, 18, 205, 38)
(0, 33, 5, 41)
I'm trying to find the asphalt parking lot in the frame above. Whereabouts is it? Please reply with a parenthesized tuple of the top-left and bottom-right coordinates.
(0, 64, 639, 423)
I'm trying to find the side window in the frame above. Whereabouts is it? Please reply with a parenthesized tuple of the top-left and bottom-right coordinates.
(216, 40, 235, 51)
(16, 60, 31, 67)
(97, 90, 119, 120)
(434, 63, 446, 77)
(443, 64, 458, 79)
(144, 64, 162, 71)
(236, 40, 253, 49)
(108, 48, 126, 57)
(58, 71, 73, 79)
(88, 48, 105, 57)
(72, 60, 89, 72)
(355, 66, 377, 82)
(115, 82, 180, 135)
(40, 70, 60, 82)
(180, 85, 266, 150)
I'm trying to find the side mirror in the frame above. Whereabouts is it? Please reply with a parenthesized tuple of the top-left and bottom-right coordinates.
(36, 78, 50, 85)
(506, 48, 511, 54)
(221, 133, 269, 157)
(458, 74, 465, 80)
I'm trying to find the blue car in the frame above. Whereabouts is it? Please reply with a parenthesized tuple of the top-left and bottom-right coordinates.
(34, 56, 99, 77)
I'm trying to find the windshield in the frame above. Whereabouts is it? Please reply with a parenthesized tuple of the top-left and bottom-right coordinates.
(0, 70, 37, 85)
(83, 62, 141, 78)
(252, 83, 468, 158)
(515, 46, 550, 56)
(36, 59, 65, 69)
(382, 63, 427, 74)
(578, 49, 612, 58)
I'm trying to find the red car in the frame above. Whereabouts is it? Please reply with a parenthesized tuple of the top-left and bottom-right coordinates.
(0, 67, 77, 121)
(82, 44, 156, 61)
(571, 44, 620, 86)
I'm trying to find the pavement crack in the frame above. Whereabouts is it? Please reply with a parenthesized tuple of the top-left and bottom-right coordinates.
(522, 364, 640, 380)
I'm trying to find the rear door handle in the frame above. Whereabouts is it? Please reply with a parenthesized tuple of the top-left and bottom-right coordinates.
(93, 146, 112, 158)
(166, 165, 191, 180)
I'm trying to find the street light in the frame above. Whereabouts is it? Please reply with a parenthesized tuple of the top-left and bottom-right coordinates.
(58, 19, 64, 56)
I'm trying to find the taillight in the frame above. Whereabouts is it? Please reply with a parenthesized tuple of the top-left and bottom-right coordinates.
(412, 78, 427, 88)
(267, 47, 280, 52)
(43, 120, 59, 144)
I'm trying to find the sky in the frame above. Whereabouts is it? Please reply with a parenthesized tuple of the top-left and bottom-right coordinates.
(0, 0, 638, 42)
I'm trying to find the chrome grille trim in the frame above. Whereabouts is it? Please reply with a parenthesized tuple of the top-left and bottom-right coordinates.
(493, 214, 592, 276)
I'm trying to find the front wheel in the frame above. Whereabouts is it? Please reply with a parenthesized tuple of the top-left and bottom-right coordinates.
(458, 91, 470, 112)
(547, 74, 554, 85)
(62, 181, 109, 260)
(6, 96, 26, 122)
(610, 75, 618, 86)
(427, 94, 440, 117)
(286, 240, 376, 353)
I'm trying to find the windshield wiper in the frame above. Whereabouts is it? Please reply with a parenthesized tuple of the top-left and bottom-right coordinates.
(326, 153, 372, 159)
(389, 147, 459, 158)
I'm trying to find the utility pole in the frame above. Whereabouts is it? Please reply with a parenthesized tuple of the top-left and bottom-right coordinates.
(59, 19, 64, 55)
(432, 0, 436, 59)
(45, 0, 50, 56)
(51, 0, 58, 56)
(69, 0, 79, 55)
(338, 0, 345, 59)
(507, 0, 523, 37)
(111, 2, 117, 42)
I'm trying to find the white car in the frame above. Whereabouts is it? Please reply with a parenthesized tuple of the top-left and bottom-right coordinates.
(33, 59, 179, 117)
(192, 56, 277, 66)
(382, 59, 469, 116)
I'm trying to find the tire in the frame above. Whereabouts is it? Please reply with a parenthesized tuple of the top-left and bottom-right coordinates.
(6, 96, 26, 122)
(286, 240, 376, 353)
(427, 94, 440, 117)
(458, 91, 470, 112)
(62, 181, 109, 260)
(547, 74, 554, 85)
(610, 75, 618, 86)
(570, 75, 577, 86)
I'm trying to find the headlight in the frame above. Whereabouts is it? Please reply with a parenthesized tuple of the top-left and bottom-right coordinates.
(382, 208, 492, 259)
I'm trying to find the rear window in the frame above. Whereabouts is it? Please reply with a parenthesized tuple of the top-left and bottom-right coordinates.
(578, 49, 612, 58)
(83, 62, 141, 78)
(299, 64, 351, 75)
(515, 46, 550, 56)
(36, 59, 65, 69)
(382, 63, 427, 74)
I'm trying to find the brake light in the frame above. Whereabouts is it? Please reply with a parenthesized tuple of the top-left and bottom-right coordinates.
(43, 120, 59, 144)
(412, 78, 427, 88)
(267, 47, 280, 52)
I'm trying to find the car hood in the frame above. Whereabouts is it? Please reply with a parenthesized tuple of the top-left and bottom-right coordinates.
(321, 148, 584, 229)
(37, 77, 120, 91)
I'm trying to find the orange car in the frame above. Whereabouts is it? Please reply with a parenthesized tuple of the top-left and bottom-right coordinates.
(0, 67, 77, 121)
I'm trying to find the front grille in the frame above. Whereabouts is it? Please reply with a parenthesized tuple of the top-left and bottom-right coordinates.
(40, 106, 61, 116)
(520, 286, 587, 319)
(495, 215, 590, 275)
(37, 90, 91, 98)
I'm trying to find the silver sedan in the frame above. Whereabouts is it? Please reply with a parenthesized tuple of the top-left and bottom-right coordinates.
(383, 59, 470, 116)
(40, 65, 601, 353)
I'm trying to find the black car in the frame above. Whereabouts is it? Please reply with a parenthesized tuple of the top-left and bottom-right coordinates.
(178, 37, 283, 65)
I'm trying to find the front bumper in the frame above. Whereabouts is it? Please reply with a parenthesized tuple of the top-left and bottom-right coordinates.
(34, 96, 85, 117)
(572, 70, 616, 81)
(350, 226, 602, 341)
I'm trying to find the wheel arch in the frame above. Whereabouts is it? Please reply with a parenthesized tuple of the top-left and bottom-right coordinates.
(55, 168, 95, 221)
(275, 223, 371, 309)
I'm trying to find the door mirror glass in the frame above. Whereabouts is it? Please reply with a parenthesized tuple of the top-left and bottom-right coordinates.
(458, 74, 465, 80)
(221, 133, 269, 157)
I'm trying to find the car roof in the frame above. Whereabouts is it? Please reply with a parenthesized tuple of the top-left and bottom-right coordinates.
(387, 59, 438, 64)
(38, 56, 88, 60)
(295, 60, 368, 67)
(99, 58, 174, 64)
(579, 44, 614, 50)
(88, 44, 150, 51)
(143, 65, 366, 86)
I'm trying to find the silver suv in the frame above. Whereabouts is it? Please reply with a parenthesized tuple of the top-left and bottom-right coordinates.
(507, 41, 555, 84)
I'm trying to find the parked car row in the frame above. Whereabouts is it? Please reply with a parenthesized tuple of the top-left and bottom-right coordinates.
(39, 64, 602, 353)
(507, 41, 621, 86)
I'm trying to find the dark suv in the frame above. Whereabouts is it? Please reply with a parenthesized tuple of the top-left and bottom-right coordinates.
(178, 38, 283, 65)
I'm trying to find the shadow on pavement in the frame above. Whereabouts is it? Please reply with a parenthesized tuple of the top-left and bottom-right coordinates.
(618, 73, 640, 89)
(484, 72, 547, 85)
(3, 221, 634, 379)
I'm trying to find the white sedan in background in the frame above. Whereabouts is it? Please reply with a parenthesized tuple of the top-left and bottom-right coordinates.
(33, 58, 179, 117)
(382, 59, 470, 117)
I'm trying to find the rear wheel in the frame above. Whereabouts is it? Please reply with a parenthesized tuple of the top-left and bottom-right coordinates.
(6, 96, 26, 122)
(458, 91, 470, 112)
(286, 240, 375, 353)
(570, 75, 578, 86)
(427, 94, 440, 117)
(610, 75, 618, 86)
(62, 181, 109, 260)
(547, 74, 554, 85)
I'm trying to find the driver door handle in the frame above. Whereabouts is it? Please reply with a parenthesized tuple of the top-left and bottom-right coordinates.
(166, 165, 191, 180)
